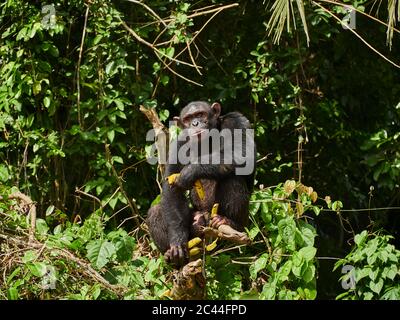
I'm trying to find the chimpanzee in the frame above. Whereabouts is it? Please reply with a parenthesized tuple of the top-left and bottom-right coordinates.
(146, 101, 256, 267)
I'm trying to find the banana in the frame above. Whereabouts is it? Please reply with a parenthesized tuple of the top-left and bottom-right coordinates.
(194, 180, 205, 200)
(166, 173, 180, 185)
(211, 203, 219, 218)
(206, 238, 218, 252)
(188, 237, 202, 249)
(189, 247, 201, 256)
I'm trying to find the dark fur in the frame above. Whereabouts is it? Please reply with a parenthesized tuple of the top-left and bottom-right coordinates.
(146, 102, 256, 267)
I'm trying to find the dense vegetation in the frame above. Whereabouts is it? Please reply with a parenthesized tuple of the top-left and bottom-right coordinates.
(0, 0, 400, 300)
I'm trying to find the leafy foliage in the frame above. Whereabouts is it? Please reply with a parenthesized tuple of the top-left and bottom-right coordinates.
(204, 181, 320, 300)
(335, 231, 400, 300)
(0, 182, 324, 300)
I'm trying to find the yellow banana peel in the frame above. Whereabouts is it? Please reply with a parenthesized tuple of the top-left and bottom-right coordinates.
(189, 247, 201, 256)
(206, 238, 218, 252)
(194, 180, 205, 200)
(211, 203, 219, 218)
(188, 237, 202, 249)
(166, 173, 180, 185)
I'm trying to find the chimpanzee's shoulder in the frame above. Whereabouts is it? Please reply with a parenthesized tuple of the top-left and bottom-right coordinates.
(220, 112, 251, 129)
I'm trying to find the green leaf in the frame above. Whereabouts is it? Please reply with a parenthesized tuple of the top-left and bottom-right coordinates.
(33, 81, 42, 95)
(298, 221, 316, 247)
(249, 201, 260, 216)
(49, 45, 59, 57)
(303, 287, 316, 300)
(42, 43, 59, 57)
(299, 246, 317, 262)
(248, 226, 260, 240)
(38, 61, 52, 73)
(159, 109, 170, 122)
(292, 252, 304, 278)
(303, 265, 316, 283)
(165, 47, 175, 58)
(53, 224, 63, 235)
(381, 286, 400, 300)
(43, 96, 51, 108)
(27, 262, 48, 277)
(356, 267, 370, 282)
(46, 205, 55, 216)
(363, 292, 374, 300)
(160, 75, 170, 86)
(29, 22, 41, 38)
(249, 253, 269, 280)
(22, 251, 38, 263)
(93, 35, 103, 45)
(261, 282, 276, 299)
(86, 239, 116, 269)
(312, 206, 321, 216)
(16, 27, 27, 41)
(336, 291, 351, 300)
(370, 278, 384, 294)
(7, 287, 18, 300)
(7, 267, 21, 284)
(36, 219, 49, 236)
(0, 164, 9, 182)
(277, 260, 292, 282)
(332, 201, 343, 211)
(278, 217, 296, 249)
(368, 268, 379, 281)
(387, 265, 398, 280)
(91, 284, 101, 300)
(151, 195, 161, 206)
(354, 230, 368, 246)
(115, 236, 136, 262)
(107, 130, 115, 143)
(367, 253, 378, 265)
(378, 250, 389, 263)
(114, 99, 125, 111)
(112, 156, 123, 164)
(108, 197, 118, 209)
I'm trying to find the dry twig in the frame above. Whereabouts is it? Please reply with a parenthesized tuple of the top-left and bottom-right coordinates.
(8, 192, 36, 242)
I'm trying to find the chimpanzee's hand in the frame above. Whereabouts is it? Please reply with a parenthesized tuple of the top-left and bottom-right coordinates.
(210, 214, 232, 229)
(164, 243, 189, 267)
(174, 165, 196, 190)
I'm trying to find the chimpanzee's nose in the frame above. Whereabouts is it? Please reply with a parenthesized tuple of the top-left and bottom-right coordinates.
(192, 119, 199, 127)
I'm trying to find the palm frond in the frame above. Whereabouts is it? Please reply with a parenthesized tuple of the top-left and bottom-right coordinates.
(387, 0, 400, 49)
(266, 0, 310, 45)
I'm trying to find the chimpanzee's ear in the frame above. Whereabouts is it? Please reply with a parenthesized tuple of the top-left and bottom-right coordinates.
(211, 102, 221, 118)
(173, 116, 183, 128)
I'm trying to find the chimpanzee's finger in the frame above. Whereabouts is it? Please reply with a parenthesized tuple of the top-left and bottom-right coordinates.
(177, 246, 185, 266)
(210, 215, 223, 228)
(170, 246, 178, 265)
(164, 250, 171, 262)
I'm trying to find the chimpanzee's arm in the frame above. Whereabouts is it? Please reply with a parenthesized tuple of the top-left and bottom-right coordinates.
(159, 141, 191, 265)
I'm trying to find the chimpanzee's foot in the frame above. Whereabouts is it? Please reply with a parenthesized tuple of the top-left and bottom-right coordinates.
(164, 244, 188, 267)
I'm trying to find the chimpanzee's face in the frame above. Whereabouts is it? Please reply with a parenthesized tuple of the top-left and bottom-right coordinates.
(174, 102, 221, 140)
